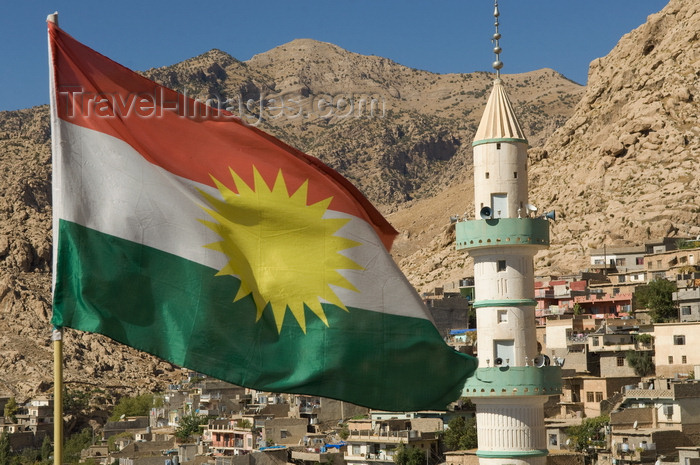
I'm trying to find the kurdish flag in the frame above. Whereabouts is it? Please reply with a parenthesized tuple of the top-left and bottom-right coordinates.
(48, 21, 477, 411)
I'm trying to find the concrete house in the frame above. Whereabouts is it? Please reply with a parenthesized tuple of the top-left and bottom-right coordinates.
(344, 418, 439, 465)
(609, 380, 700, 462)
(652, 322, 700, 378)
(262, 417, 308, 447)
(587, 318, 653, 378)
(207, 419, 258, 456)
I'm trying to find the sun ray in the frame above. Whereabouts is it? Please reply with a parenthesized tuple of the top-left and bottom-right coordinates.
(199, 166, 364, 333)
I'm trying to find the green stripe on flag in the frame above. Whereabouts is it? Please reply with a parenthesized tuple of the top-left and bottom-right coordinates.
(52, 220, 477, 411)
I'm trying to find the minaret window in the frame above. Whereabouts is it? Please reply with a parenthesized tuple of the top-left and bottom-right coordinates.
(497, 310, 508, 323)
(496, 143, 501, 150)
(497, 260, 506, 272)
(514, 171, 517, 178)
(485, 172, 490, 179)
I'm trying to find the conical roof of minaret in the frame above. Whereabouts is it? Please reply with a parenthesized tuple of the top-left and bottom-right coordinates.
(472, 79, 528, 147)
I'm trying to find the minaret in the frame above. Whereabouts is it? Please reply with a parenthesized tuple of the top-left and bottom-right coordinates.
(457, 2, 562, 464)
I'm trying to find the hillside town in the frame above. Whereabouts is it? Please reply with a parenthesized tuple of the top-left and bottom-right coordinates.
(2, 237, 699, 465)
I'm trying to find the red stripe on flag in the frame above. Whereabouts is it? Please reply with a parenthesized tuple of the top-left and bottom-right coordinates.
(48, 22, 396, 250)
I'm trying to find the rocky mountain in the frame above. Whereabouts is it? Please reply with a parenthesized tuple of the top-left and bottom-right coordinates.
(390, 0, 699, 290)
(0, 0, 695, 401)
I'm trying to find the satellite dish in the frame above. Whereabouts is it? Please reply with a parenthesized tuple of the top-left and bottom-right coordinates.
(633, 420, 638, 429)
(526, 203, 538, 213)
(480, 206, 492, 219)
(566, 439, 571, 446)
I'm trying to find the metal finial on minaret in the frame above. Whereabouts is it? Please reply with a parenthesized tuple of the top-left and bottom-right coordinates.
(492, 0, 503, 78)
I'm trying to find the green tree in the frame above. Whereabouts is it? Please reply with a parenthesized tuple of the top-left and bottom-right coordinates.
(634, 279, 677, 322)
(566, 415, 609, 453)
(626, 350, 654, 376)
(442, 416, 478, 451)
(41, 436, 52, 462)
(393, 443, 425, 465)
(0, 432, 11, 465)
(3, 398, 18, 424)
(109, 393, 155, 421)
(175, 413, 209, 443)
(20, 447, 41, 464)
(63, 428, 93, 465)
(235, 419, 252, 429)
(63, 388, 90, 416)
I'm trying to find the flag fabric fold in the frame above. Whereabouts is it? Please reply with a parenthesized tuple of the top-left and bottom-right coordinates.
(49, 21, 477, 411)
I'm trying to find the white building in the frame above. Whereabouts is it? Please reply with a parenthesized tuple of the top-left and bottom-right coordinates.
(455, 3, 561, 463)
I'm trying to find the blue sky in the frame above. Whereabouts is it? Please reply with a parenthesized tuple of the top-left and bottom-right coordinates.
(2, 0, 669, 112)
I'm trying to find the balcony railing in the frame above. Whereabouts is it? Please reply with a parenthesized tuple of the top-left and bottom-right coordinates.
(344, 452, 395, 462)
(567, 335, 588, 344)
(615, 442, 656, 461)
(346, 430, 431, 442)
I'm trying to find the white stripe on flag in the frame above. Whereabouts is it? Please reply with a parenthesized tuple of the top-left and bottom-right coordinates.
(56, 121, 429, 320)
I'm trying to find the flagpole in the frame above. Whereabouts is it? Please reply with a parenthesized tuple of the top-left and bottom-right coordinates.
(52, 328, 63, 465)
(47, 11, 63, 465)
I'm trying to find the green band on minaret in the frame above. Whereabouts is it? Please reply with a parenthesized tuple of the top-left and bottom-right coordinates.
(472, 299, 537, 308)
(472, 137, 528, 147)
(476, 449, 549, 458)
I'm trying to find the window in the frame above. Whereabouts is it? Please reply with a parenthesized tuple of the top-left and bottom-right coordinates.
(669, 356, 674, 364)
(513, 171, 518, 179)
(485, 172, 490, 179)
(496, 142, 501, 150)
(682, 306, 691, 316)
(617, 357, 625, 367)
(353, 445, 361, 455)
(636, 257, 644, 265)
(586, 392, 594, 402)
(592, 337, 600, 347)
(280, 430, 288, 439)
(595, 392, 603, 402)
(619, 275, 626, 283)
(497, 260, 506, 272)
(498, 310, 508, 323)
(549, 434, 558, 446)
(682, 355, 687, 364)
(674, 335, 686, 345)
(616, 258, 626, 266)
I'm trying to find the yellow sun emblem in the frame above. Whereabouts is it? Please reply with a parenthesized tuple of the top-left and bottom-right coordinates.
(198, 167, 363, 333)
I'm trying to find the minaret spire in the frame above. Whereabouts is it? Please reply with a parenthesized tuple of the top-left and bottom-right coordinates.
(492, 1, 503, 78)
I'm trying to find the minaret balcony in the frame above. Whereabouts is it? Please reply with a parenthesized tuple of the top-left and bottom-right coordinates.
(462, 366, 562, 397)
(455, 218, 549, 250)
